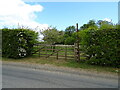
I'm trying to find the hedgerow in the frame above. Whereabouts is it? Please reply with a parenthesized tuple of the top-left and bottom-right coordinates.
(2, 28, 38, 59)
(80, 26, 120, 68)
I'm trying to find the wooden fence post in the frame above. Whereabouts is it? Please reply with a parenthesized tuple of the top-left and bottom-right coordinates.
(38, 44, 40, 57)
(46, 46, 47, 57)
(56, 51, 58, 60)
(39, 49, 40, 57)
(65, 46, 67, 60)
(74, 43, 76, 59)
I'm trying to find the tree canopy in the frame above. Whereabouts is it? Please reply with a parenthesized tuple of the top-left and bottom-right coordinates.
(41, 27, 64, 44)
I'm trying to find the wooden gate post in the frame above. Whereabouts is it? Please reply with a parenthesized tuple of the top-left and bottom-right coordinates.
(75, 23, 80, 62)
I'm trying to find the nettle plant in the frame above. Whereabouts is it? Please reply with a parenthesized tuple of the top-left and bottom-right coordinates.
(2, 28, 38, 59)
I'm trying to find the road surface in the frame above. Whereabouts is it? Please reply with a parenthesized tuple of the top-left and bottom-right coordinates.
(2, 64, 118, 88)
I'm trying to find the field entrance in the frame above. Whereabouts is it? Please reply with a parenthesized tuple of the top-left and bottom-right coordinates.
(33, 44, 75, 60)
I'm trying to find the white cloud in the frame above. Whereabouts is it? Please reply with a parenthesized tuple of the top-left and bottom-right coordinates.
(0, 0, 49, 32)
(103, 18, 112, 22)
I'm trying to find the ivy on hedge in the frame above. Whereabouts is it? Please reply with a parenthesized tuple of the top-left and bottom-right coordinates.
(80, 27, 120, 68)
(2, 28, 38, 59)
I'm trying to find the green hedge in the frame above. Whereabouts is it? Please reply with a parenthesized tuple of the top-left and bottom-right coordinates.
(2, 28, 38, 59)
(80, 27, 120, 68)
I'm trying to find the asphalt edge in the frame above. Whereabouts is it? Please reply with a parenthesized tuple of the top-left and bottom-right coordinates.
(2, 61, 118, 80)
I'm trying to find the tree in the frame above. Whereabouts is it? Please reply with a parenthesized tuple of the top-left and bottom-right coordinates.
(64, 26, 76, 45)
(65, 26, 76, 36)
(64, 37, 75, 45)
(41, 27, 64, 44)
(97, 20, 114, 29)
(80, 20, 97, 30)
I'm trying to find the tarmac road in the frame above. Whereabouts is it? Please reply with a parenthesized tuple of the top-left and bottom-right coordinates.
(2, 63, 118, 88)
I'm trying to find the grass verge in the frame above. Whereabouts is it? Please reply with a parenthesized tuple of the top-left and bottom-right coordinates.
(2, 56, 119, 74)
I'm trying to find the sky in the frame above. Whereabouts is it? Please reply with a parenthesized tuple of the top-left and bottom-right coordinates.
(0, 0, 118, 39)
(32, 2, 118, 30)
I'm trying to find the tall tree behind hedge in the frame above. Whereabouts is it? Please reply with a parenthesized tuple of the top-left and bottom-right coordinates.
(2, 28, 38, 59)
(41, 27, 64, 44)
(64, 26, 76, 45)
